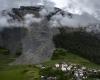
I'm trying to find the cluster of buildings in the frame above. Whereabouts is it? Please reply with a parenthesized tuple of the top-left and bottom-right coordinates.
(40, 62, 100, 80)
(54, 62, 87, 80)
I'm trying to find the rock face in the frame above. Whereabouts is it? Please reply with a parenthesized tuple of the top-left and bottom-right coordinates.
(0, 21, 56, 64)
(0, 6, 61, 64)
(0, 27, 27, 54)
(12, 19, 55, 64)
(1, 6, 100, 64)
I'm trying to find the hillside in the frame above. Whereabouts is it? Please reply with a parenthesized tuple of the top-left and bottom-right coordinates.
(0, 5, 100, 80)
(0, 6, 100, 65)
(53, 28, 100, 64)
(0, 6, 65, 64)
(0, 48, 100, 80)
(0, 0, 100, 79)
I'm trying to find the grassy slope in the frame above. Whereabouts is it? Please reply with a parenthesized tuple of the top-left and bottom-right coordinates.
(44, 49, 100, 69)
(43, 49, 100, 80)
(53, 29, 100, 64)
(0, 48, 100, 80)
(0, 66, 40, 80)
(0, 48, 14, 68)
(0, 48, 40, 80)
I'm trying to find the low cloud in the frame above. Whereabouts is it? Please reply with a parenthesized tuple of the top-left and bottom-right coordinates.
(49, 12, 99, 28)
(0, 0, 100, 32)
(24, 14, 42, 26)
(51, 0, 100, 20)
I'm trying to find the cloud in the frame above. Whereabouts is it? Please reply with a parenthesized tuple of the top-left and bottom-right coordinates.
(0, 0, 44, 28)
(49, 12, 99, 28)
(39, 0, 55, 16)
(0, 0, 100, 30)
(0, 0, 41, 11)
(0, 0, 100, 20)
(24, 14, 42, 26)
(51, 0, 100, 20)
(0, 14, 23, 28)
(0, 15, 10, 27)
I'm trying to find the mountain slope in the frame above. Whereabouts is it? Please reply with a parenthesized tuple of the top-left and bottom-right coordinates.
(53, 28, 100, 64)
(0, 6, 100, 64)
(0, 6, 62, 64)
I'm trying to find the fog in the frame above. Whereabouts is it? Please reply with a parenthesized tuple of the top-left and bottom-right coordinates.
(0, 0, 100, 29)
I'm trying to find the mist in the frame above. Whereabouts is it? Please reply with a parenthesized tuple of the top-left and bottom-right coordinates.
(0, 0, 100, 30)
(51, 0, 100, 20)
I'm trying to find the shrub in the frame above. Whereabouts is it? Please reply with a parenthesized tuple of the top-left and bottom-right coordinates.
(53, 28, 100, 64)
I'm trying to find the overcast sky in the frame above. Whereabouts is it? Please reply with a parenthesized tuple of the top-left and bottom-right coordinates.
(0, 0, 41, 10)
(51, 0, 100, 20)
(0, 0, 100, 20)
(0, 0, 100, 28)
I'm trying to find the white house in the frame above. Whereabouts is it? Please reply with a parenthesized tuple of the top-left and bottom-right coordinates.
(55, 64, 60, 68)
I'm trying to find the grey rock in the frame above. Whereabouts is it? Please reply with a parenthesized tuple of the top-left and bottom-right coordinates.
(0, 6, 65, 64)
(12, 19, 56, 64)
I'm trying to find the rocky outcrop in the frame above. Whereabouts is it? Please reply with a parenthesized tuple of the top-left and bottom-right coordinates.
(0, 6, 70, 64)
(12, 19, 56, 64)
(0, 23, 57, 64)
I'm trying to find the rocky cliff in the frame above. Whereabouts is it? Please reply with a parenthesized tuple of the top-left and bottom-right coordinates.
(0, 6, 61, 64)
(1, 6, 99, 64)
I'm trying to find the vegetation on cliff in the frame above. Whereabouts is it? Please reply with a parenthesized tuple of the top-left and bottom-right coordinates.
(53, 28, 100, 64)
